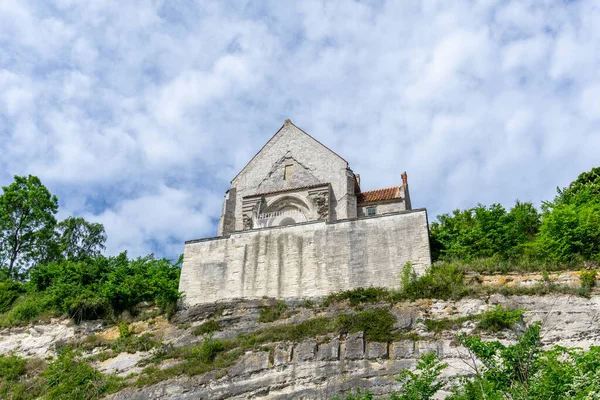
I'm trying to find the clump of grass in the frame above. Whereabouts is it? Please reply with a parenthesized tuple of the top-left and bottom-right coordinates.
(193, 320, 222, 336)
(258, 300, 288, 323)
(240, 317, 335, 345)
(477, 305, 524, 332)
(424, 315, 478, 334)
(325, 287, 390, 306)
(336, 309, 396, 342)
(579, 269, 597, 297)
(395, 262, 470, 301)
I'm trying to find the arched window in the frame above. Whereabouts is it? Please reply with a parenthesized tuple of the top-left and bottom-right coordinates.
(279, 217, 296, 226)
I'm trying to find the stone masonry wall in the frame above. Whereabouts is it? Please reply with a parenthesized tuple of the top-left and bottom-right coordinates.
(229, 122, 354, 231)
(180, 209, 431, 306)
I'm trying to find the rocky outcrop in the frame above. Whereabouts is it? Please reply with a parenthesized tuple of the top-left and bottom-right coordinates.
(1, 294, 598, 399)
(107, 295, 600, 399)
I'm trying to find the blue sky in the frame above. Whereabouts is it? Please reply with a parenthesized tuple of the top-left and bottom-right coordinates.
(1, 0, 599, 259)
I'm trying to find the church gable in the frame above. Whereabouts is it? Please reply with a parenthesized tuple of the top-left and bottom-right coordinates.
(254, 152, 322, 194)
(231, 120, 347, 188)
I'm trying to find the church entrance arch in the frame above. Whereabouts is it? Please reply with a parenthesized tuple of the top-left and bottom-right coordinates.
(255, 195, 312, 228)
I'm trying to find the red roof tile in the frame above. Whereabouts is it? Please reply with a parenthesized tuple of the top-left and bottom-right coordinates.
(357, 186, 403, 204)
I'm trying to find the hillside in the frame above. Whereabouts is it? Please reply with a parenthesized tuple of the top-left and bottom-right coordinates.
(1, 168, 599, 399)
(1, 268, 599, 399)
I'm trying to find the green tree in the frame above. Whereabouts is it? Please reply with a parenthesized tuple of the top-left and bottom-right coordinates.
(537, 166, 600, 262)
(0, 175, 58, 278)
(555, 166, 600, 206)
(57, 217, 106, 261)
(393, 352, 448, 400)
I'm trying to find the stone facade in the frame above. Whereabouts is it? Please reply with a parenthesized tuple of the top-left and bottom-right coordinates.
(181, 210, 431, 305)
(182, 120, 430, 306)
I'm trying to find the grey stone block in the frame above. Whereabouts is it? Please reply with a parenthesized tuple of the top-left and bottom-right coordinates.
(317, 338, 340, 361)
(391, 340, 415, 359)
(295, 339, 317, 362)
(344, 332, 364, 360)
(228, 351, 269, 376)
(274, 343, 293, 366)
(416, 341, 442, 357)
(366, 342, 388, 359)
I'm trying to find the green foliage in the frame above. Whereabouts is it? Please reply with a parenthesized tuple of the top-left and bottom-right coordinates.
(0, 279, 24, 313)
(579, 269, 597, 297)
(193, 320, 222, 336)
(2, 253, 183, 325)
(449, 324, 600, 399)
(336, 309, 396, 342)
(326, 287, 390, 306)
(0, 175, 59, 278)
(394, 352, 448, 400)
(536, 201, 600, 262)
(424, 315, 477, 334)
(258, 300, 288, 323)
(477, 305, 524, 332)
(398, 262, 469, 301)
(193, 335, 226, 363)
(0, 353, 27, 381)
(239, 317, 335, 345)
(430, 166, 600, 265)
(555, 166, 600, 207)
(56, 217, 106, 261)
(430, 201, 540, 262)
(41, 348, 122, 399)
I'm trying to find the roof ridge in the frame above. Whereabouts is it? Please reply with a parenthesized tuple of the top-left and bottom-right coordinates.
(359, 185, 402, 194)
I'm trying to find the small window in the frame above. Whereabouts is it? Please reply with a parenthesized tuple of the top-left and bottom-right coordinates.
(367, 207, 376, 216)
(284, 164, 293, 181)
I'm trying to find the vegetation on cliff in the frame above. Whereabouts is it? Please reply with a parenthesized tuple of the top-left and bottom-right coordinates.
(0, 175, 181, 328)
(0, 168, 598, 399)
(430, 166, 600, 266)
(341, 323, 600, 400)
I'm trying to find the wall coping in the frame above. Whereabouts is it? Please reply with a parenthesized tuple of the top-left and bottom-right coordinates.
(185, 208, 428, 245)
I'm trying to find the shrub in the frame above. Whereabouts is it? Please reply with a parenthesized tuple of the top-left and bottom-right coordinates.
(0, 353, 27, 381)
(193, 320, 222, 336)
(258, 300, 288, 323)
(477, 305, 524, 332)
(41, 348, 122, 399)
(397, 263, 468, 301)
(336, 309, 396, 342)
(192, 335, 226, 363)
(0, 280, 23, 314)
(326, 287, 390, 306)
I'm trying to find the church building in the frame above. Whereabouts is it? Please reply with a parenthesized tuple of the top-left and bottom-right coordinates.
(218, 119, 412, 234)
(179, 120, 431, 306)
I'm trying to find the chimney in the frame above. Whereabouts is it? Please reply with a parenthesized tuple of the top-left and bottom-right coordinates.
(401, 171, 408, 187)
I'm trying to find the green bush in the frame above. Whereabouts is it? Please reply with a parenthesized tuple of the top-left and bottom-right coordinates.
(193, 320, 222, 336)
(0, 280, 23, 313)
(398, 263, 468, 301)
(41, 348, 122, 399)
(258, 300, 288, 323)
(326, 287, 390, 306)
(192, 335, 226, 363)
(336, 309, 395, 342)
(0, 353, 27, 381)
(477, 305, 524, 332)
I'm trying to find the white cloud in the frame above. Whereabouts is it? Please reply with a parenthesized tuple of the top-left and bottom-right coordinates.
(0, 0, 598, 258)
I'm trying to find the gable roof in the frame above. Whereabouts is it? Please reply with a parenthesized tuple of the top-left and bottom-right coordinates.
(357, 186, 403, 204)
(231, 119, 348, 183)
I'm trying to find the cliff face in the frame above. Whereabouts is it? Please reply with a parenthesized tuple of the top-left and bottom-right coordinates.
(2, 292, 599, 400)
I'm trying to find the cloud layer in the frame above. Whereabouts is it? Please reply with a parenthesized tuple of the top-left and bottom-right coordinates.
(1, 0, 599, 258)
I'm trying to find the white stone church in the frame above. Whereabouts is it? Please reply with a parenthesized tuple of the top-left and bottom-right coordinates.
(218, 119, 412, 234)
(180, 120, 431, 306)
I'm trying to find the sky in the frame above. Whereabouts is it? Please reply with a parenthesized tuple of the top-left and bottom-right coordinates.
(1, 0, 599, 260)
